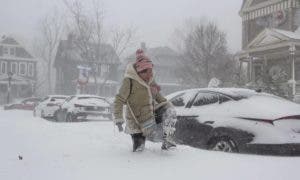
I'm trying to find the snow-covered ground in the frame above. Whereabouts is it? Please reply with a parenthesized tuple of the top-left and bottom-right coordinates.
(1, 110, 300, 180)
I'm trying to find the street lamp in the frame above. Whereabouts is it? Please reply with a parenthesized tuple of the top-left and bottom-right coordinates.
(7, 72, 13, 104)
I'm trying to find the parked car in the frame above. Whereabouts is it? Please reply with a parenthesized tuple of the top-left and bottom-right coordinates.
(4, 97, 41, 110)
(34, 95, 68, 118)
(55, 94, 112, 122)
(165, 88, 300, 156)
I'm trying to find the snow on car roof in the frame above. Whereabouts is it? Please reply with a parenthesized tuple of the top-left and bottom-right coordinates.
(73, 94, 106, 99)
(47, 95, 68, 98)
(171, 88, 300, 120)
(167, 88, 271, 100)
(75, 96, 110, 107)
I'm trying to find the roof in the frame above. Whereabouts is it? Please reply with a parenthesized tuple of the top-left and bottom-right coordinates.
(273, 28, 300, 40)
(0, 74, 36, 85)
(54, 39, 120, 67)
(238, 28, 300, 55)
(240, 0, 279, 14)
(0, 36, 19, 45)
(0, 35, 34, 59)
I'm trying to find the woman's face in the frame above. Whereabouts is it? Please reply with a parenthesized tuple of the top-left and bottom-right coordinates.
(138, 68, 153, 83)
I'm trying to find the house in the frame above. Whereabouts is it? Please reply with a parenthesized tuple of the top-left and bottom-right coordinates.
(237, 0, 300, 99)
(0, 35, 37, 104)
(54, 34, 120, 97)
(123, 43, 186, 95)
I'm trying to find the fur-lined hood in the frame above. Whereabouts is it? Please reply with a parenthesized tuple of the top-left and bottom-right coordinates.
(124, 63, 153, 88)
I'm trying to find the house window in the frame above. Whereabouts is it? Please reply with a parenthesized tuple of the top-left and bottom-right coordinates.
(28, 63, 34, 77)
(3, 47, 9, 56)
(11, 62, 18, 74)
(9, 47, 15, 56)
(1, 61, 7, 74)
(19, 62, 27, 76)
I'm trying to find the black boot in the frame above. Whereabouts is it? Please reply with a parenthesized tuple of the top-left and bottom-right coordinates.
(131, 133, 146, 152)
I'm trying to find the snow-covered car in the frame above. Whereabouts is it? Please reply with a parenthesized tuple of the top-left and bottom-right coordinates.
(166, 88, 300, 156)
(4, 97, 41, 110)
(55, 95, 112, 122)
(34, 95, 68, 118)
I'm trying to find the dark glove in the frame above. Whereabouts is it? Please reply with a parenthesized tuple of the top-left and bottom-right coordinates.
(116, 123, 124, 132)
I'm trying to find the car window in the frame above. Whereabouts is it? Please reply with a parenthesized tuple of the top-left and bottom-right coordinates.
(50, 97, 67, 103)
(192, 92, 219, 106)
(50, 98, 56, 102)
(65, 96, 75, 102)
(23, 99, 35, 105)
(219, 94, 232, 104)
(41, 97, 49, 102)
(170, 92, 195, 107)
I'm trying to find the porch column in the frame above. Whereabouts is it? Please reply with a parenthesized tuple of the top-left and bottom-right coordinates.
(239, 60, 242, 83)
(248, 56, 253, 82)
(289, 45, 296, 95)
(263, 55, 268, 83)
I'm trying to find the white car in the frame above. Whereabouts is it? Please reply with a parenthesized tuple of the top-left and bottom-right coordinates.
(55, 94, 112, 122)
(166, 88, 300, 155)
(34, 95, 68, 118)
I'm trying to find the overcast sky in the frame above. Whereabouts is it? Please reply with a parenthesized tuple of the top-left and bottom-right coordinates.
(0, 0, 242, 53)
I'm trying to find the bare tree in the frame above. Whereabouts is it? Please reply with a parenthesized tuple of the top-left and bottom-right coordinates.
(62, 0, 137, 94)
(110, 26, 137, 58)
(173, 19, 237, 87)
(36, 9, 64, 94)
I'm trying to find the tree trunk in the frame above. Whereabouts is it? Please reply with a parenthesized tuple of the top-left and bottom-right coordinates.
(47, 61, 52, 94)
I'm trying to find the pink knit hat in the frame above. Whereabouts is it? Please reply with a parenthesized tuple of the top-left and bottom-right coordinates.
(135, 49, 153, 73)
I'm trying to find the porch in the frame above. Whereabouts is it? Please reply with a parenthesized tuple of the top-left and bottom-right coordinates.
(237, 28, 300, 99)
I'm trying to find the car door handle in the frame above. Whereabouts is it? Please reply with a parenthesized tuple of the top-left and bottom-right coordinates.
(204, 121, 214, 124)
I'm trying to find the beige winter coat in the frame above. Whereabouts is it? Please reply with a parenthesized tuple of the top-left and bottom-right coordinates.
(114, 63, 167, 134)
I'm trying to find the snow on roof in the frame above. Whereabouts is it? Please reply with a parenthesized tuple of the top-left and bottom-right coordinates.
(273, 28, 300, 40)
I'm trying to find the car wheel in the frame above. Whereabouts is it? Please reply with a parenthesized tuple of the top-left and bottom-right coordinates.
(208, 137, 238, 153)
(33, 109, 36, 117)
(53, 111, 58, 121)
(66, 113, 74, 122)
(41, 110, 46, 118)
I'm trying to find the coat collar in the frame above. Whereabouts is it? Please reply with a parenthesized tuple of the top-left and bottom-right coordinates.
(124, 63, 153, 88)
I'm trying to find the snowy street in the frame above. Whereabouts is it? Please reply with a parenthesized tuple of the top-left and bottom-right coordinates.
(1, 110, 300, 180)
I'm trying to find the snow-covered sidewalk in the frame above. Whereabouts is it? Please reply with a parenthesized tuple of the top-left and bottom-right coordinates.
(1, 110, 300, 180)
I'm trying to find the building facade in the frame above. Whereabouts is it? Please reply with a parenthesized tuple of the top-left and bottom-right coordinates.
(54, 35, 120, 97)
(0, 36, 37, 104)
(238, 0, 300, 99)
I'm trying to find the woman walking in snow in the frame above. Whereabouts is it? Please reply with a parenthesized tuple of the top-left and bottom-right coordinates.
(113, 49, 177, 152)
